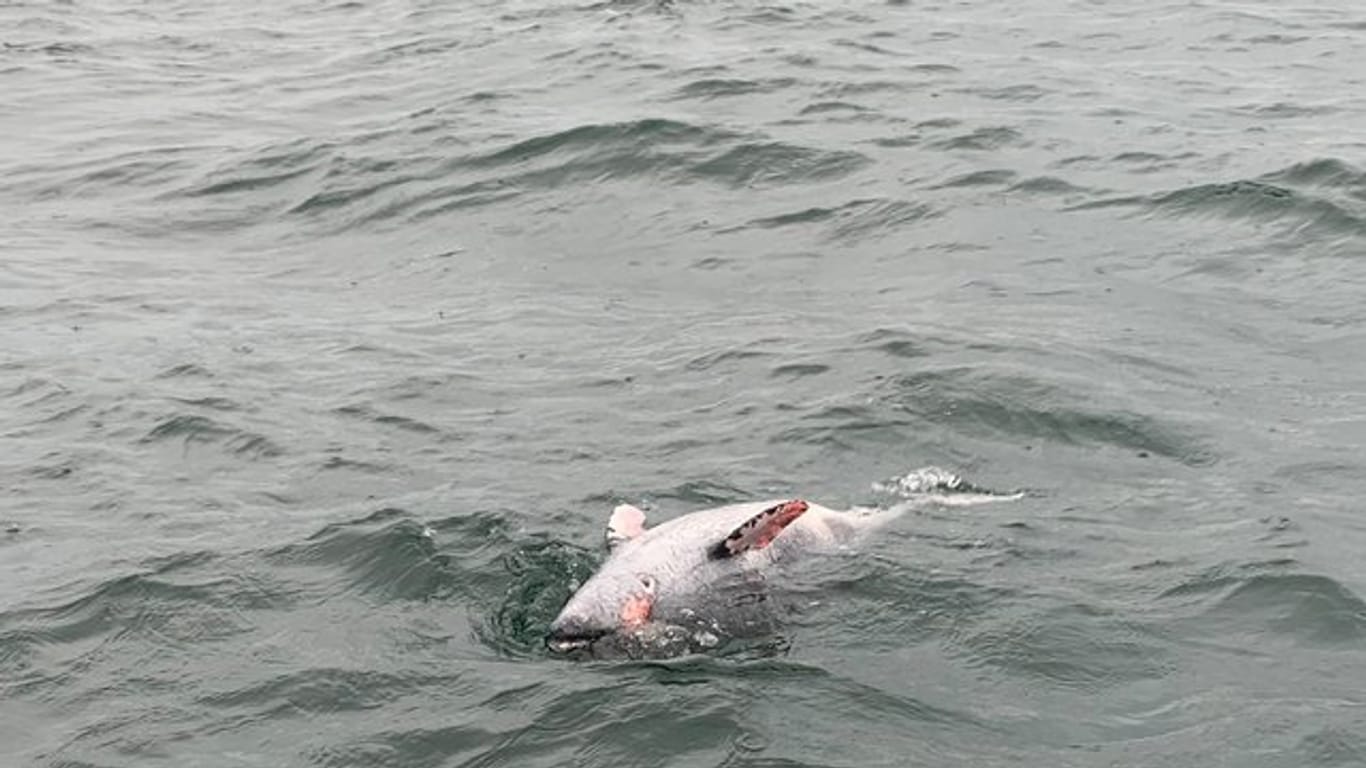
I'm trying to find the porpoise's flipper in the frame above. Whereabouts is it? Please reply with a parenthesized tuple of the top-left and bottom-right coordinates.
(607, 504, 648, 550)
(709, 500, 809, 559)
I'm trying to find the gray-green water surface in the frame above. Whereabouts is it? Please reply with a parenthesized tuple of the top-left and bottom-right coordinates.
(3, 0, 1366, 765)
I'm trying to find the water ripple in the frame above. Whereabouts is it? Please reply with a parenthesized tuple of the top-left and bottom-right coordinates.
(139, 412, 285, 459)
(1175, 571, 1366, 648)
(777, 366, 1214, 465)
(689, 142, 871, 188)
(673, 77, 798, 100)
(1072, 159, 1366, 241)
(742, 197, 936, 241)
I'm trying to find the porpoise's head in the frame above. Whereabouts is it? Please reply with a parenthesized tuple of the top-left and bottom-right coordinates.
(545, 503, 659, 655)
(544, 499, 812, 657)
(545, 566, 659, 655)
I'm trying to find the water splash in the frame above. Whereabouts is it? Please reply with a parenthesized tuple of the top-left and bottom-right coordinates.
(872, 466, 1024, 506)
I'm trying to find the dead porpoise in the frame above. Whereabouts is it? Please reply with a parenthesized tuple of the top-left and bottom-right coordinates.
(545, 498, 892, 658)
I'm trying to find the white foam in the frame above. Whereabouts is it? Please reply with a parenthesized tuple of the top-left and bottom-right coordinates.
(872, 466, 1023, 508)
(872, 466, 966, 496)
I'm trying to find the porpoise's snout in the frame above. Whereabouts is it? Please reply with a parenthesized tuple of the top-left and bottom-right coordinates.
(544, 613, 610, 654)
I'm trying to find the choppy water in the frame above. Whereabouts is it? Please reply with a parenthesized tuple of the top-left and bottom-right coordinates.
(4, 0, 1366, 765)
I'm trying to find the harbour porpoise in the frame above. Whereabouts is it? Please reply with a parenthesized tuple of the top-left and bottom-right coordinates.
(545, 498, 894, 658)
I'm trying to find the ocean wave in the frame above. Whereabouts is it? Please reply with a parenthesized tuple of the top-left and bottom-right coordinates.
(1167, 569, 1366, 648)
(740, 197, 937, 242)
(954, 605, 1174, 689)
(138, 412, 285, 460)
(672, 76, 798, 101)
(1069, 158, 1366, 241)
(259, 118, 871, 232)
(775, 366, 1215, 465)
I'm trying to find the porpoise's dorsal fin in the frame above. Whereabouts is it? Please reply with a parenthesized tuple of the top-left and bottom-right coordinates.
(709, 500, 810, 560)
(606, 503, 647, 550)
